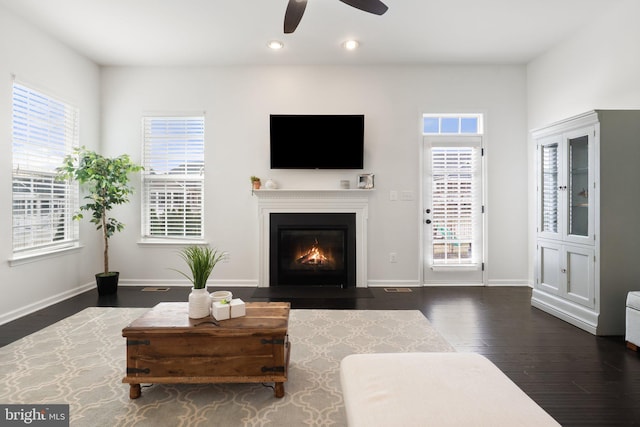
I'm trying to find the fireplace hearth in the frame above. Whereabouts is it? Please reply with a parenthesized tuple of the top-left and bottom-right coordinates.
(270, 213, 356, 287)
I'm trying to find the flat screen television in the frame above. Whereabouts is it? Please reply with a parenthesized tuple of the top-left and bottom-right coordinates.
(270, 114, 364, 169)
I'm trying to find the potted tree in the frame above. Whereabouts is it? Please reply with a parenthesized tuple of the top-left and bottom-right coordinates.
(171, 246, 227, 318)
(57, 146, 143, 295)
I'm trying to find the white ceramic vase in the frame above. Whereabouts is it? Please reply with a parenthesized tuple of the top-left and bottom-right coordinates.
(188, 288, 211, 319)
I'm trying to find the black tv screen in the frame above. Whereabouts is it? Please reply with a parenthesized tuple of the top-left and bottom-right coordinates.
(270, 114, 364, 169)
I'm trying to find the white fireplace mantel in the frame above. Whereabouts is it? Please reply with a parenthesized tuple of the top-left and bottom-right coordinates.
(254, 189, 372, 288)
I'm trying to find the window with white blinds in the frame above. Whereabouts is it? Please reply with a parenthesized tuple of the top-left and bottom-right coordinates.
(11, 83, 79, 255)
(142, 116, 205, 239)
(430, 143, 482, 265)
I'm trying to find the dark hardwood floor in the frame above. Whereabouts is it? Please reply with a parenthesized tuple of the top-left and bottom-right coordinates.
(1, 286, 639, 426)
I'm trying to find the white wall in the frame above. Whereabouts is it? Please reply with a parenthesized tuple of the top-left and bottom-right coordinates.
(526, 0, 640, 281)
(101, 65, 529, 288)
(0, 7, 531, 323)
(527, 0, 640, 129)
(0, 6, 101, 323)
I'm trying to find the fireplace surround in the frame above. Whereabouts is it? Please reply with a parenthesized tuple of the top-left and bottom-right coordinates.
(254, 189, 371, 288)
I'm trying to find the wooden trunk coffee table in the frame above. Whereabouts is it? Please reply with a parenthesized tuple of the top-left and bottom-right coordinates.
(122, 301, 290, 399)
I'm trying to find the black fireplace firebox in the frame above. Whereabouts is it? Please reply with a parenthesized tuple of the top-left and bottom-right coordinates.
(269, 213, 356, 287)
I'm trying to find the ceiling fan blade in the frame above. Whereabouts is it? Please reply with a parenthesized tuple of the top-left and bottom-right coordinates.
(284, 0, 308, 33)
(338, 0, 388, 15)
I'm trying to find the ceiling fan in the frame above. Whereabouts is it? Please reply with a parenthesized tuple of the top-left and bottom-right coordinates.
(284, 0, 389, 34)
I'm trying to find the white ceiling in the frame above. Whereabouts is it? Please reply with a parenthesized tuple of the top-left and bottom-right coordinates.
(0, 0, 619, 67)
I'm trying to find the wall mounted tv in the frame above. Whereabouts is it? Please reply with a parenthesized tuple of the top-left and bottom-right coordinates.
(270, 114, 364, 169)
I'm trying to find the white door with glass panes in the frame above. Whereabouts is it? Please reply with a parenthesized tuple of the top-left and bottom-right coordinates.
(422, 120, 484, 285)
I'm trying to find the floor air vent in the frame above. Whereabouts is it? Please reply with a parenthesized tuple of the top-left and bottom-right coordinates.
(383, 288, 413, 293)
(141, 287, 170, 292)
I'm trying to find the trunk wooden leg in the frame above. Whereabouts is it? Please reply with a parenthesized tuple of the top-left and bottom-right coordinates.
(129, 383, 141, 399)
(274, 382, 285, 398)
(626, 341, 638, 352)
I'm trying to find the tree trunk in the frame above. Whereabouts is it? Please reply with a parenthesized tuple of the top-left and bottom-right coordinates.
(102, 213, 109, 274)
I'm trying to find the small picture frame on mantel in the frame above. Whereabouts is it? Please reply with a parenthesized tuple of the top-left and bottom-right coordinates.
(357, 174, 374, 189)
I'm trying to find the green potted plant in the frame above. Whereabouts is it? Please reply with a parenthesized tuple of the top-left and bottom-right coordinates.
(250, 176, 261, 190)
(57, 146, 143, 295)
(171, 246, 227, 318)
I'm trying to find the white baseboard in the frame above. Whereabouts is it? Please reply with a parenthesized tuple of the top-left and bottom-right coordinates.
(121, 278, 531, 288)
(372, 279, 531, 287)
(118, 279, 259, 288)
(486, 279, 531, 287)
(531, 291, 598, 335)
(367, 280, 422, 288)
(0, 282, 94, 326)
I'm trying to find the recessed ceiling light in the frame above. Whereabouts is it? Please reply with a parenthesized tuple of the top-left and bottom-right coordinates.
(267, 40, 284, 50)
(342, 40, 360, 51)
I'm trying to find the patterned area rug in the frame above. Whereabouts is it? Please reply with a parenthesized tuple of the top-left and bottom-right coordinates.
(0, 307, 454, 426)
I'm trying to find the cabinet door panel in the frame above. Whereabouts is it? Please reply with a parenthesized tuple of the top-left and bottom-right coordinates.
(537, 241, 562, 295)
(564, 245, 595, 308)
(564, 127, 595, 245)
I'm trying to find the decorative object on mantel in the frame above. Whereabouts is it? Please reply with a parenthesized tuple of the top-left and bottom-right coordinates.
(340, 180, 351, 189)
(357, 173, 375, 189)
(265, 178, 278, 189)
(250, 176, 261, 191)
(170, 246, 227, 318)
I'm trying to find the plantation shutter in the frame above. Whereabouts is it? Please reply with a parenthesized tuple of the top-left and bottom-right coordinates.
(142, 116, 205, 238)
(11, 82, 79, 254)
(430, 141, 482, 265)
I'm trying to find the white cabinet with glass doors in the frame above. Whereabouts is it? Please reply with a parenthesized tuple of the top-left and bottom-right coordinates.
(533, 110, 640, 335)
(537, 128, 595, 245)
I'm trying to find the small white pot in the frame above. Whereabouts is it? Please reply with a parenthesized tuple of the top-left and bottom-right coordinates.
(210, 290, 233, 303)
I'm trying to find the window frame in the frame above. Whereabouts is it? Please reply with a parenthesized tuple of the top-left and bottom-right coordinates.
(10, 81, 80, 263)
(422, 113, 484, 135)
(140, 115, 206, 243)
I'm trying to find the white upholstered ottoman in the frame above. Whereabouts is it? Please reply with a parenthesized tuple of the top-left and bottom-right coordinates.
(340, 352, 559, 427)
(626, 291, 640, 351)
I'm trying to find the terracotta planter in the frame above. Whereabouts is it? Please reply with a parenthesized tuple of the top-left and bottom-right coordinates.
(252, 181, 261, 190)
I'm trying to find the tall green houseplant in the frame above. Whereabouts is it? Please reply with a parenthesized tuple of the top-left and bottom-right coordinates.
(57, 146, 143, 294)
